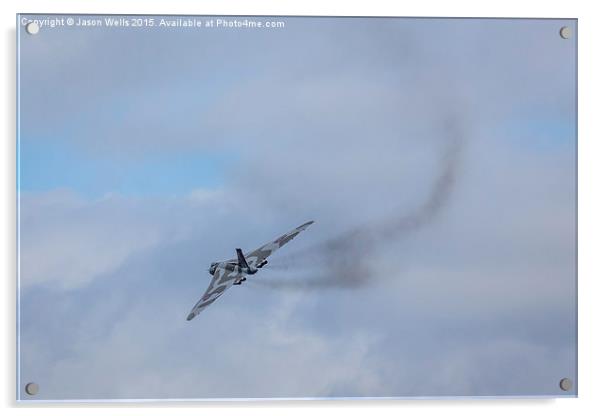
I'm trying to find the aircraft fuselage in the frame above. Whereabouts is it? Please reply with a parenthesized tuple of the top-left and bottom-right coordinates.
(209, 261, 257, 276)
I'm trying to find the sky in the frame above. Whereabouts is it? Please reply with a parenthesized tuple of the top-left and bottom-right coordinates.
(17, 16, 577, 400)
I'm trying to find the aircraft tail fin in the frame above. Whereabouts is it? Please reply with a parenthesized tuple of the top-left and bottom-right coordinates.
(236, 248, 250, 269)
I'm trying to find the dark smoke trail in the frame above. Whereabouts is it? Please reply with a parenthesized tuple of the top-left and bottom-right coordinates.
(251, 118, 464, 290)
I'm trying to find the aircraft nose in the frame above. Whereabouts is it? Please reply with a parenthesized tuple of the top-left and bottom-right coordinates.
(186, 313, 195, 321)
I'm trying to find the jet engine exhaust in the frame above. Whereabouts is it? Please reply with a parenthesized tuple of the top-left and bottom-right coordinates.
(252, 117, 465, 290)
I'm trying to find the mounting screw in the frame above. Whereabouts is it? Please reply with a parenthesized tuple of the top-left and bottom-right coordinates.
(559, 26, 571, 39)
(559, 378, 573, 391)
(25, 22, 40, 35)
(25, 382, 39, 396)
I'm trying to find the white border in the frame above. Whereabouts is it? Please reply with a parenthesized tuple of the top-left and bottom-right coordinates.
(3, 1, 601, 415)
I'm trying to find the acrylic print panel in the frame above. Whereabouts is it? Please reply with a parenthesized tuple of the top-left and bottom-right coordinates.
(16, 15, 577, 401)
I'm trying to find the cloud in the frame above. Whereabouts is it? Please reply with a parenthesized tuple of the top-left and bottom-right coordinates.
(18, 187, 255, 290)
(19, 225, 387, 399)
(18, 156, 576, 399)
(20, 191, 162, 289)
(17, 16, 576, 400)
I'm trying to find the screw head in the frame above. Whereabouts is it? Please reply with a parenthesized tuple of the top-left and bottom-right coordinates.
(559, 378, 573, 391)
(25, 22, 40, 35)
(559, 26, 571, 39)
(25, 382, 39, 395)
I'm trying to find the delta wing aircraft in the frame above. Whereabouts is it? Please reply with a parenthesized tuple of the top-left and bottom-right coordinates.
(186, 221, 314, 321)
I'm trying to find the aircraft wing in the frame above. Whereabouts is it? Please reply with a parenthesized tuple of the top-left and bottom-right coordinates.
(244, 221, 314, 268)
(186, 266, 241, 321)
